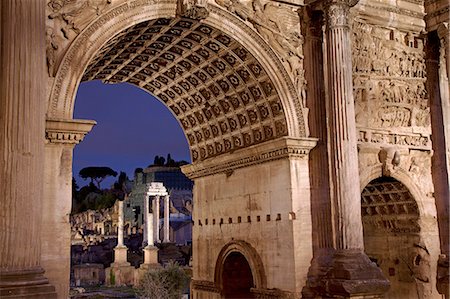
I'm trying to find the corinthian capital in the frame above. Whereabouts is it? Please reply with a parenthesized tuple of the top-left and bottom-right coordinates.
(323, 0, 359, 28)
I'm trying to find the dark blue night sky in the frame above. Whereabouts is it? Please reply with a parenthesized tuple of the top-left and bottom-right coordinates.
(73, 80, 190, 188)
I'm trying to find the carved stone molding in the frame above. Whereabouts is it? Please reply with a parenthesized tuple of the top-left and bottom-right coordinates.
(45, 118, 96, 145)
(250, 288, 298, 299)
(181, 136, 317, 179)
(191, 279, 220, 293)
(357, 129, 432, 150)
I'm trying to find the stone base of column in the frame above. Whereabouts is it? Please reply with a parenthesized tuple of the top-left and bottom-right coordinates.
(437, 254, 449, 298)
(143, 245, 159, 265)
(303, 249, 389, 298)
(0, 268, 57, 298)
(113, 246, 130, 266)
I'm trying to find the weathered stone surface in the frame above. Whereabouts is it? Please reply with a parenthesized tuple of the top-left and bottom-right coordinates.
(0, 0, 448, 298)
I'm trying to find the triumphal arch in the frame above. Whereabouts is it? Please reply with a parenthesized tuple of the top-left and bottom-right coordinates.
(0, 0, 449, 298)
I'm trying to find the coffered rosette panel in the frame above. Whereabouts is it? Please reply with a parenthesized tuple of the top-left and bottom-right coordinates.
(82, 17, 288, 163)
(361, 178, 420, 234)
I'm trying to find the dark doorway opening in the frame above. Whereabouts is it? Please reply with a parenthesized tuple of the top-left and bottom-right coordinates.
(222, 252, 254, 299)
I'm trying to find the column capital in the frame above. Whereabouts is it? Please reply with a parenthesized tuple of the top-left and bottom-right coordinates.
(322, 0, 359, 29)
(45, 118, 96, 145)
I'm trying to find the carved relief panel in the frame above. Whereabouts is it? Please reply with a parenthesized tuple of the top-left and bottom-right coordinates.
(46, 0, 116, 76)
(352, 19, 432, 163)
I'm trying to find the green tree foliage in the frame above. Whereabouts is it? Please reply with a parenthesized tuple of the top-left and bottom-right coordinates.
(79, 166, 118, 189)
(136, 261, 190, 299)
(151, 154, 189, 167)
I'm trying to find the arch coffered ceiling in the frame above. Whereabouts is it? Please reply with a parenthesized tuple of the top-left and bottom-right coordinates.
(48, 2, 306, 162)
(82, 17, 288, 162)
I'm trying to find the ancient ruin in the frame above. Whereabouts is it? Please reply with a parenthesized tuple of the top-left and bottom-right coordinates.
(0, 0, 448, 298)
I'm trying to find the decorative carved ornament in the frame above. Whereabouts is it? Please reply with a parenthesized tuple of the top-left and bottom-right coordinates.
(352, 20, 431, 146)
(46, 0, 114, 76)
(83, 17, 290, 162)
(361, 178, 420, 234)
(45, 118, 96, 145)
(181, 137, 317, 179)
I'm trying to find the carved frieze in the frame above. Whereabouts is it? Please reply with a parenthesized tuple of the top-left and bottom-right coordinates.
(358, 129, 431, 150)
(352, 20, 430, 137)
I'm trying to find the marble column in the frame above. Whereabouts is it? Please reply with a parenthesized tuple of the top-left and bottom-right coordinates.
(42, 118, 95, 298)
(118, 200, 125, 247)
(113, 199, 129, 265)
(302, 8, 333, 253)
(143, 194, 148, 246)
(143, 196, 158, 265)
(164, 195, 170, 243)
(427, 26, 450, 297)
(306, 1, 389, 297)
(0, 1, 56, 297)
(153, 195, 160, 243)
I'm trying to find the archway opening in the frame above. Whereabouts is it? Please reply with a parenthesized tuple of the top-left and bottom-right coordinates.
(361, 176, 428, 298)
(222, 252, 255, 298)
(80, 16, 289, 162)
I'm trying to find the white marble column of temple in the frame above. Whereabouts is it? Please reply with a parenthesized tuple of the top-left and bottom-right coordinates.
(312, 0, 389, 296)
(147, 196, 155, 247)
(164, 195, 170, 243)
(0, 1, 56, 297)
(143, 193, 149, 246)
(153, 195, 160, 243)
(143, 195, 158, 265)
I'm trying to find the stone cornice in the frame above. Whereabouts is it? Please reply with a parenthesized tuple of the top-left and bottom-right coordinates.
(191, 280, 220, 293)
(45, 118, 96, 145)
(181, 137, 317, 179)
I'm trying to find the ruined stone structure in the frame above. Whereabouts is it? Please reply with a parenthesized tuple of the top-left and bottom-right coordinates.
(0, 0, 448, 298)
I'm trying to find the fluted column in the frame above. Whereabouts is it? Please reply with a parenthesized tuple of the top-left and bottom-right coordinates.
(303, 9, 333, 253)
(0, 1, 56, 297)
(164, 195, 170, 243)
(324, 1, 363, 250)
(427, 27, 450, 297)
(304, 1, 389, 297)
(153, 195, 160, 243)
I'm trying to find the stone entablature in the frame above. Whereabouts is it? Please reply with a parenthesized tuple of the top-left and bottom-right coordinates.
(45, 118, 96, 145)
(181, 136, 317, 179)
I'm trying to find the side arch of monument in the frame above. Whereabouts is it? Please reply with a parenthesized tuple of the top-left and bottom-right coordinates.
(213, 240, 267, 297)
(43, 2, 315, 298)
(359, 164, 441, 298)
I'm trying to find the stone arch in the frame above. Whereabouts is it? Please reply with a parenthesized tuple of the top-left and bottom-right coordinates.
(47, 2, 306, 157)
(214, 240, 266, 294)
(360, 171, 438, 298)
(359, 165, 428, 218)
